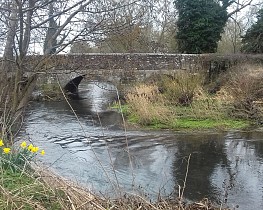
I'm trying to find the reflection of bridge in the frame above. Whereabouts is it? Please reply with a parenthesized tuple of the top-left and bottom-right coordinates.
(26, 53, 263, 84)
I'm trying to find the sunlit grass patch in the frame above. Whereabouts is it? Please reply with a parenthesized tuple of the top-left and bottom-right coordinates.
(172, 118, 250, 130)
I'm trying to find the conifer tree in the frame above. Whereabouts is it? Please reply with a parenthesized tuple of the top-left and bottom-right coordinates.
(174, 0, 228, 53)
(174, 0, 254, 54)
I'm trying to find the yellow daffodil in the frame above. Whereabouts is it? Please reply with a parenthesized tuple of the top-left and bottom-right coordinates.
(20, 141, 27, 148)
(31, 146, 39, 153)
(28, 144, 34, 151)
(3, 147, 11, 154)
(40, 150, 45, 155)
(0, 139, 4, 147)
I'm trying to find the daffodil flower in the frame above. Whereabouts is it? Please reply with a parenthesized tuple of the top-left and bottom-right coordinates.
(40, 150, 45, 155)
(0, 139, 4, 147)
(20, 141, 27, 148)
(31, 147, 39, 153)
(3, 147, 11, 154)
(28, 144, 34, 151)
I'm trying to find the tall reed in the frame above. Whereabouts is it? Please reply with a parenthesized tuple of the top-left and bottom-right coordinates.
(126, 84, 172, 126)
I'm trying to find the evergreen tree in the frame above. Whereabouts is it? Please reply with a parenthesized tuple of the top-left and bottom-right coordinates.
(241, 9, 263, 53)
(174, 0, 228, 53)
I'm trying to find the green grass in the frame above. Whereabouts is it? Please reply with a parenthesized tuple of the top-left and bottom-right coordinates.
(0, 167, 63, 210)
(0, 140, 65, 209)
(112, 103, 130, 114)
(172, 118, 250, 130)
(127, 116, 250, 131)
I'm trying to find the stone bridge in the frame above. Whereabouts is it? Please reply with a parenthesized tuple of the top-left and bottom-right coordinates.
(24, 53, 263, 85)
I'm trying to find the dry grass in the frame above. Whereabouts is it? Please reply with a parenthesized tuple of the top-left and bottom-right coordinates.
(0, 161, 105, 210)
(0, 159, 230, 210)
(33, 164, 105, 210)
(188, 88, 231, 120)
(125, 82, 231, 123)
(30, 165, 230, 210)
(222, 64, 263, 120)
(0, 162, 230, 210)
(160, 72, 203, 106)
(126, 84, 172, 125)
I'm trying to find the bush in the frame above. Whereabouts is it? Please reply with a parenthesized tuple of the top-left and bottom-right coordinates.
(158, 72, 203, 106)
(222, 64, 263, 121)
(39, 83, 63, 101)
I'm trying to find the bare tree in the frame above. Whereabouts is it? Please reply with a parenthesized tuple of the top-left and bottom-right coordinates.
(218, 0, 263, 53)
(0, 0, 147, 139)
(43, 1, 58, 54)
(93, 0, 178, 53)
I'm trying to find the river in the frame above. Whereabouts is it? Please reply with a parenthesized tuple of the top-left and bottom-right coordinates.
(21, 82, 263, 210)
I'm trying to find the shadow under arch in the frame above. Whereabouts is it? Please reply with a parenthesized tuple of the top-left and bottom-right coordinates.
(64, 75, 86, 99)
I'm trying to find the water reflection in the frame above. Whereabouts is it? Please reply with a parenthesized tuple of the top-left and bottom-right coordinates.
(23, 82, 263, 209)
(172, 134, 229, 203)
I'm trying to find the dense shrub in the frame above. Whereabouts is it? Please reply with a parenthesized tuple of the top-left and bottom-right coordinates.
(222, 65, 263, 121)
(158, 72, 203, 106)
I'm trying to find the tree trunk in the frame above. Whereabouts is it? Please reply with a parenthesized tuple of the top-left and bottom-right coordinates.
(44, 2, 58, 54)
(1, 1, 18, 75)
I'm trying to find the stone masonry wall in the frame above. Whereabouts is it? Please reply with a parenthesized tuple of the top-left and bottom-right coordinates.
(25, 53, 201, 83)
(24, 53, 263, 84)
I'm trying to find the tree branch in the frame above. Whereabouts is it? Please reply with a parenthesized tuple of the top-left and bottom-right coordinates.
(227, 0, 253, 17)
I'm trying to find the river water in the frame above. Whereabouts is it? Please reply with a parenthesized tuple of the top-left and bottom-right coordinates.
(22, 82, 263, 209)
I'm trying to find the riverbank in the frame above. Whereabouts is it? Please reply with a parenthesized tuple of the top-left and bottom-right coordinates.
(119, 64, 263, 131)
(117, 104, 251, 131)
(1, 162, 231, 210)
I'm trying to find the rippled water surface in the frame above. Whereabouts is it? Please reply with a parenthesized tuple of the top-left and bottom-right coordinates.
(23, 82, 263, 210)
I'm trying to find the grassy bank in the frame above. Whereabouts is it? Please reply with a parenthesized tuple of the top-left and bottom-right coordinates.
(119, 104, 250, 131)
(119, 64, 263, 131)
